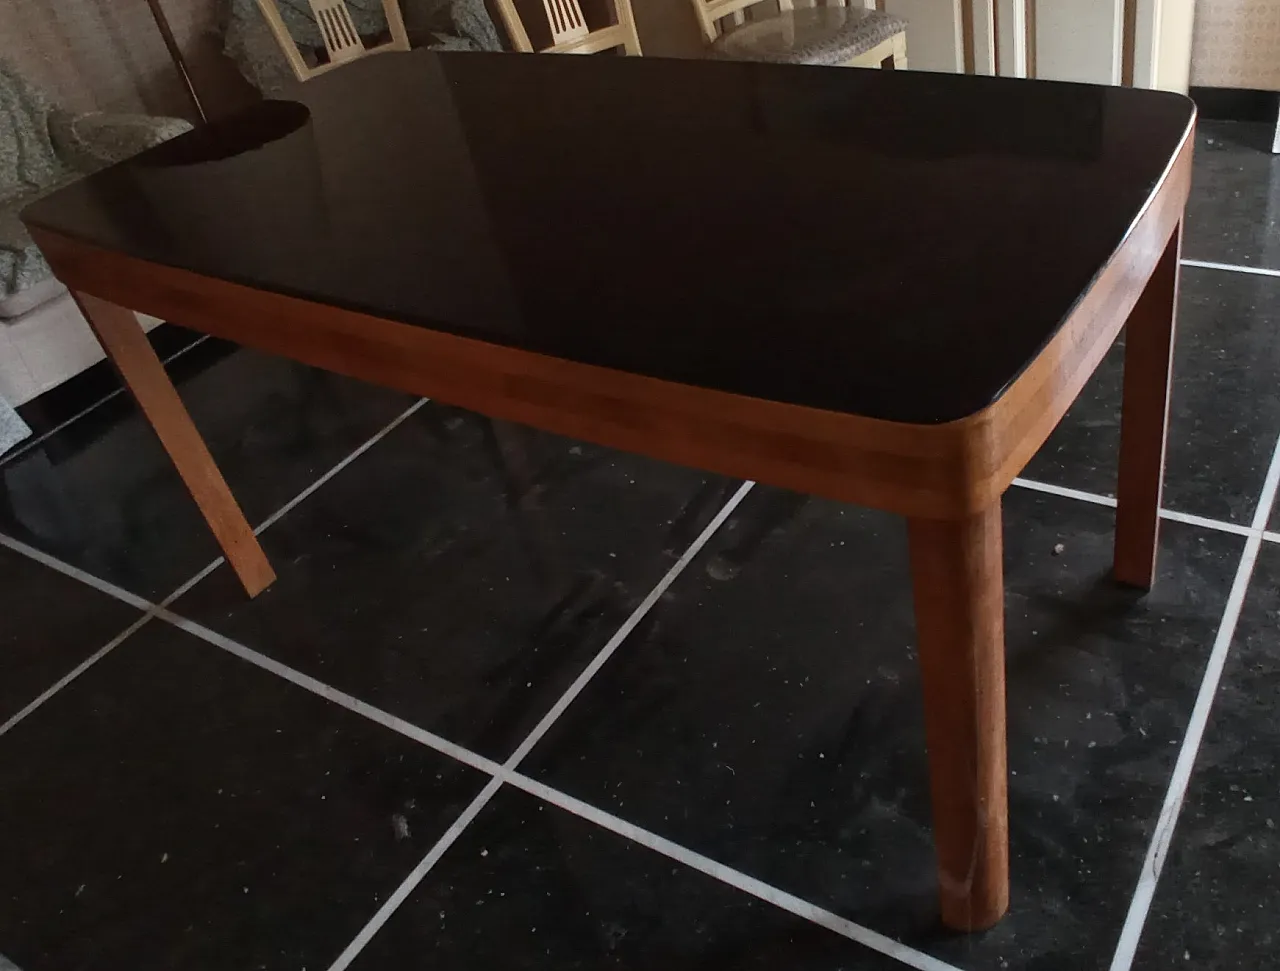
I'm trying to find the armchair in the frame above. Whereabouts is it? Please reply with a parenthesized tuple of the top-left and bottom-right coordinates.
(0, 61, 191, 319)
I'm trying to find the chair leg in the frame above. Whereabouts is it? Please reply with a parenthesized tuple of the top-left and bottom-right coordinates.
(908, 500, 1009, 931)
(891, 32, 907, 69)
(74, 292, 276, 597)
(1114, 224, 1181, 589)
(842, 37, 895, 68)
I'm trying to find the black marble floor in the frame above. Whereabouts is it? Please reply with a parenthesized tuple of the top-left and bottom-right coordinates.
(1, 118, 1279, 971)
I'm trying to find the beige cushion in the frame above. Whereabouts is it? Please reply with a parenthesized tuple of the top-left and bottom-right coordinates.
(712, 7, 906, 67)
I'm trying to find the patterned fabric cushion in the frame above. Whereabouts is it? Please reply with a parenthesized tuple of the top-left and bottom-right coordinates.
(0, 59, 191, 301)
(0, 182, 74, 309)
(0, 60, 70, 201)
(48, 110, 193, 173)
(0, 396, 30, 454)
(711, 7, 906, 67)
(221, 0, 503, 97)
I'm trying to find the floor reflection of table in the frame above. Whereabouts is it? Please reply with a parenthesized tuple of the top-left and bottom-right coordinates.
(23, 50, 1195, 932)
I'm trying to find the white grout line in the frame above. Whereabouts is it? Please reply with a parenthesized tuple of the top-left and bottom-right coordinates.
(1108, 429, 1280, 971)
(0, 334, 212, 469)
(173, 549, 964, 971)
(0, 611, 156, 738)
(1181, 258, 1280, 279)
(251, 399, 429, 538)
(152, 474, 836, 970)
(157, 332, 214, 369)
(138, 473, 961, 971)
(503, 770, 967, 971)
(153, 605, 502, 777)
(1, 391, 126, 467)
(0, 534, 174, 739)
(321, 480, 757, 971)
(0, 532, 155, 611)
(504, 479, 756, 769)
(1012, 477, 1117, 508)
(1011, 477, 1255, 537)
(324, 777, 505, 971)
(160, 557, 226, 608)
(151, 398, 430, 608)
(167, 333, 213, 359)
(1161, 508, 1254, 538)
(0, 398, 427, 743)
(8, 381, 1279, 971)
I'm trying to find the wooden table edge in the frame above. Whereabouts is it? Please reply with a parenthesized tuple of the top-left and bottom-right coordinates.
(27, 128, 1191, 527)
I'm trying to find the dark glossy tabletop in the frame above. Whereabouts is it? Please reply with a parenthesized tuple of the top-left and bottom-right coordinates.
(24, 51, 1194, 424)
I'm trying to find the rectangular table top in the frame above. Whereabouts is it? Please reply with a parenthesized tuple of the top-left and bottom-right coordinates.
(24, 51, 1194, 425)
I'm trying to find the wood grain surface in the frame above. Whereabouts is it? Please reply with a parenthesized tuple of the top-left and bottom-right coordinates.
(73, 292, 276, 597)
(909, 501, 1009, 931)
(1113, 224, 1181, 588)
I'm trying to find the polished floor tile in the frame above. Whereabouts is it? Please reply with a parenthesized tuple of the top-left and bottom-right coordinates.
(23, 336, 236, 461)
(0, 543, 142, 726)
(523, 487, 1242, 971)
(0, 619, 486, 971)
(347, 785, 902, 971)
(1024, 265, 1280, 526)
(173, 405, 735, 761)
(1132, 542, 1280, 970)
(1184, 121, 1280, 272)
(0, 345, 414, 599)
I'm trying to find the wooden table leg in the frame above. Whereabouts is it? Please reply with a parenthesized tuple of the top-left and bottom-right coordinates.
(74, 292, 277, 597)
(1114, 224, 1182, 589)
(908, 501, 1009, 931)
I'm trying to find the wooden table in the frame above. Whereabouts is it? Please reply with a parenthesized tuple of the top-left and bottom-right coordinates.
(23, 50, 1195, 932)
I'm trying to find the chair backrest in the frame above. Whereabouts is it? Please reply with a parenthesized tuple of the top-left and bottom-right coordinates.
(493, 0, 642, 54)
(255, 0, 411, 82)
(691, 0, 876, 44)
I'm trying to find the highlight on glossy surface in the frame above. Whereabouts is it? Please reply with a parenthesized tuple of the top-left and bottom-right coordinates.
(24, 51, 1194, 425)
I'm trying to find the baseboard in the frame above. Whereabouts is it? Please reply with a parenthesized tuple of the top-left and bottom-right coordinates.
(1189, 86, 1280, 123)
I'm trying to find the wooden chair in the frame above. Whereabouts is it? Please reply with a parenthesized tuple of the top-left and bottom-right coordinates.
(493, 0, 642, 54)
(693, 0, 906, 70)
(255, 0, 411, 82)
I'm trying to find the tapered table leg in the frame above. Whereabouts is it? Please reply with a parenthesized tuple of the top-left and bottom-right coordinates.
(75, 292, 276, 597)
(1114, 224, 1181, 589)
(908, 501, 1009, 931)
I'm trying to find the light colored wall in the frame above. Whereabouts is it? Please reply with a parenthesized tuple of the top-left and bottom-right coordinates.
(1, 0, 254, 120)
(1190, 0, 1280, 90)
(987, 0, 1191, 90)
(1032, 0, 1123, 84)
(1138, 0, 1195, 92)
(630, 0, 708, 56)
(887, 0, 964, 72)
